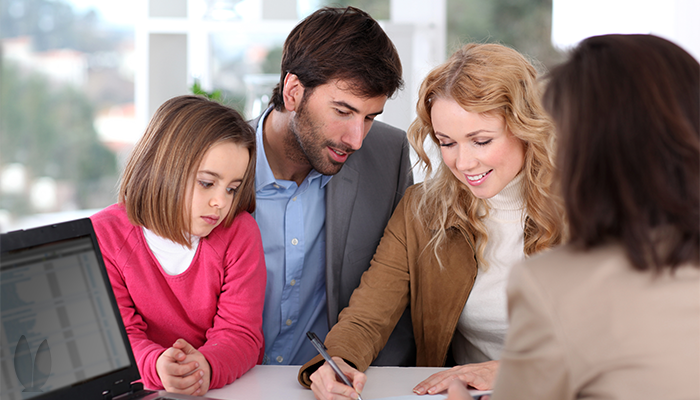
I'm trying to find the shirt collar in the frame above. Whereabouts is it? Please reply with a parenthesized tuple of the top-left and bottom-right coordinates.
(255, 107, 278, 192)
(255, 106, 333, 191)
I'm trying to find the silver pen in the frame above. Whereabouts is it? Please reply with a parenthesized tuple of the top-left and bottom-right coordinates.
(307, 331, 364, 400)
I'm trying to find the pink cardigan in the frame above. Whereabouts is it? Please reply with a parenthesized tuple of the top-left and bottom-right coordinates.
(91, 204, 266, 390)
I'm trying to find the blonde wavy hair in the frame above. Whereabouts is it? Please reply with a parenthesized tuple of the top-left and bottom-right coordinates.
(408, 43, 565, 267)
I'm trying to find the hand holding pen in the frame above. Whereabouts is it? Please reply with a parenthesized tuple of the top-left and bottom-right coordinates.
(307, 331, 366, 400)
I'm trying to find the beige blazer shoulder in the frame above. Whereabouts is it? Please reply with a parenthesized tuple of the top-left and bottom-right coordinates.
(493, 242, 700, 400)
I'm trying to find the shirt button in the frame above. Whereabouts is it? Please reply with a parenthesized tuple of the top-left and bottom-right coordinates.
(290, 279, 296, 286)
(273, 184, 281, 189)
(276, 356, 283, 363)
(286, 319, 293, 326)
(292, 196, 297, 201)
(291, 238, 299, 245)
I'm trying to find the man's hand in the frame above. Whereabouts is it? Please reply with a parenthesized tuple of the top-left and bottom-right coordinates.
(309, 357, 366, 400)
(156, 339, 212, 396)
(413, 360, 499, 395)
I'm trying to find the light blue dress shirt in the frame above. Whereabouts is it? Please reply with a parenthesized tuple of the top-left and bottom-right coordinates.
(254, 108, 333, 365)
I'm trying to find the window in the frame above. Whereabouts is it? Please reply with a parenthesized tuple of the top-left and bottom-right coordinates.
(1, 0, 136, 230)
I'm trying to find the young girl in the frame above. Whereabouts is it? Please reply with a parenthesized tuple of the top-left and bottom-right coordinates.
(91, 95, 265, 396)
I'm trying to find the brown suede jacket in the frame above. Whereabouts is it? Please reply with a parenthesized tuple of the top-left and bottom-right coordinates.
(299, 184, 479, 387)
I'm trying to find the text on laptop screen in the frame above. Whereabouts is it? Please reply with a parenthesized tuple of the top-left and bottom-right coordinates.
(1, 236, 131, 400)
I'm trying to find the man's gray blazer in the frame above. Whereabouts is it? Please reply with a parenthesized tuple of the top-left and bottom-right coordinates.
(251, 115, 416, 366)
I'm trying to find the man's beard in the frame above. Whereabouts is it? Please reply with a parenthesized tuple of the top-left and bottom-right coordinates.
(284, 98, 353, 176)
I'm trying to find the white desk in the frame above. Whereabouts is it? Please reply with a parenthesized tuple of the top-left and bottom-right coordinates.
(207, 365, 452, 400)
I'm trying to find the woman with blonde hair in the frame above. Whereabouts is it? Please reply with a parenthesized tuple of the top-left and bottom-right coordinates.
(299, 43, 564, 399)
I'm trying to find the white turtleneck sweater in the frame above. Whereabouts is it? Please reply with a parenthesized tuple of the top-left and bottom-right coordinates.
(452, 172, 526, 364)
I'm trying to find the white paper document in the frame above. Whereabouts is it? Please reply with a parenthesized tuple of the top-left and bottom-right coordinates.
(374, 389, 492, 400)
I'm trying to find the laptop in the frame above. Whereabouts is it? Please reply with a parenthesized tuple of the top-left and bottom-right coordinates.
(1, 218, 223, 400)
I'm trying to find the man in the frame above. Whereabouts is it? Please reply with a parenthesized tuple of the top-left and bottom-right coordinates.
(250, 6, 416, 366)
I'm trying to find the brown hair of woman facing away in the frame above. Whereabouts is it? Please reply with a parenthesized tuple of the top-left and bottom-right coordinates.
(543, 34, 700, 272)
(269, 6, 403, 111)
(408, 43, 565, 266)
(119, 95, 257, 248)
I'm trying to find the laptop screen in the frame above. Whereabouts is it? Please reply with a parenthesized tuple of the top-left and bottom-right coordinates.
(1, 229, 133, 400)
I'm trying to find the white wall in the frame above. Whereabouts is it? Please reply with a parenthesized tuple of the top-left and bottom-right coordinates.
(552, 0, 700, 61)
(136, 0, 447, 134)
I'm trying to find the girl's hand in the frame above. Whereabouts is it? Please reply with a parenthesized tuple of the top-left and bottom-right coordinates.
(156, 339, 212, 396)
(309, 357, 366, 400)
(413, 360, 499, 395)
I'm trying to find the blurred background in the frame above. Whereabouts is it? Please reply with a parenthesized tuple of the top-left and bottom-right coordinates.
(1, 0, 698, 232)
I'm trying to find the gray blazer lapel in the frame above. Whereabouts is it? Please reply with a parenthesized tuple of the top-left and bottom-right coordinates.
(325, 163, 359, 320)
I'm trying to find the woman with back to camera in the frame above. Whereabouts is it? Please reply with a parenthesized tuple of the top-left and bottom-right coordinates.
(449, 33, 700, 400)
(299, 43, 566, 399)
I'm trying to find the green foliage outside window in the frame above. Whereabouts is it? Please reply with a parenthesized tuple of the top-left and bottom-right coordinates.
(0, 63, 118, 215)
(191, 79, 223, 102)
(447, 0, 563, 69)
(321, 0, 562, 69)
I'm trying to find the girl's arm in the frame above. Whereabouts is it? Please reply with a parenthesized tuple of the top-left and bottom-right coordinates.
(102, 253, 173, 389)
(197, 213, 266, 389)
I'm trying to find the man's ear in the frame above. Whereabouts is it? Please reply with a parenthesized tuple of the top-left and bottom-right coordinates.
(282, 73, 305, 112)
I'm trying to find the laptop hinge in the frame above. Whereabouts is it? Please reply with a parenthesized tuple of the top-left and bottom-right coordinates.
(130, 382, 144, 392)
(109, 382, 146, 400)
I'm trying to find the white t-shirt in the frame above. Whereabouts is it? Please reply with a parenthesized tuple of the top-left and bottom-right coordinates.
(143, 227, 199, 276)
(452, 173, 526, 363)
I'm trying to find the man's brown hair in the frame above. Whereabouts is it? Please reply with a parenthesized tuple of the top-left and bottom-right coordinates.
(270, 6, 403, 111)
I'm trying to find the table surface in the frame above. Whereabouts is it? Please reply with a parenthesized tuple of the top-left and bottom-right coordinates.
(207, 365, 487, 400)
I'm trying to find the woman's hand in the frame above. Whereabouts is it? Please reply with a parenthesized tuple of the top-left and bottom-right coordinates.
(413, 360, 499, 395)
(447, 380, 475, 400)
(156, 339, 212, 396)
(309, 357, 366, 400)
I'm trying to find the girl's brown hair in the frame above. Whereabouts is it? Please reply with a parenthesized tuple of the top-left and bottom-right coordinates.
(119, 95, 256, 247)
